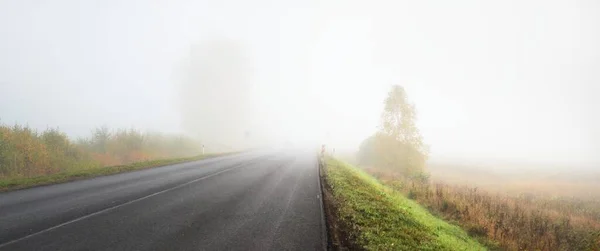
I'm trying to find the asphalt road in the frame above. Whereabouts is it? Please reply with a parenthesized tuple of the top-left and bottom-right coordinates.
(0, 150, 326, 251)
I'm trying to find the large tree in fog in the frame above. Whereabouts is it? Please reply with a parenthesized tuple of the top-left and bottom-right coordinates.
(358, 85, 427, 177)
(381, 86, 425, 152)
(179, 39, 253, 150)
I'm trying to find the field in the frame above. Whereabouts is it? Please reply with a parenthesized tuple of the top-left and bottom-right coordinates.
(364, 162, 600, 250)
(321, 157, 485, 250)
(428, 161, 600, 200)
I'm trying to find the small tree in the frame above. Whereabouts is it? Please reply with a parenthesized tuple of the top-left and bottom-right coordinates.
(92, 126, 111, 153)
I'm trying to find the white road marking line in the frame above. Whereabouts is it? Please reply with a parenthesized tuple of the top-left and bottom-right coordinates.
(0, 162, 249, 249)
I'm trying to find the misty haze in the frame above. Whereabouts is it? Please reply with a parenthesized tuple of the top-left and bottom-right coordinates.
(1, 0, 599, 250)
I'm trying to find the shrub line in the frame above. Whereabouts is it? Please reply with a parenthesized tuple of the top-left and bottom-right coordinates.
(0, 153, 229, 192)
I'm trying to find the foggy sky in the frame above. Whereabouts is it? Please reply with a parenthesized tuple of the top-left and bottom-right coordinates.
(1, 0, 599, 166)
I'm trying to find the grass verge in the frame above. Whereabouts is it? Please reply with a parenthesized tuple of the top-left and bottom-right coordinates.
(0, 153, 230, 192)
(321, 157, 486, 250)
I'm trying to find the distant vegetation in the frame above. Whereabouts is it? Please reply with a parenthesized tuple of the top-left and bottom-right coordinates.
(353, 85, 600, 250)
(0, 124, 201, 180)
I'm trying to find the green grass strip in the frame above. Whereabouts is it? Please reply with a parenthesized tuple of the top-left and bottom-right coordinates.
(324, 157, 486, 250)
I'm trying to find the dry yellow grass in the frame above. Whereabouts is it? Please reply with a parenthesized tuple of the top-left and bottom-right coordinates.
(365, 167, 600, 251)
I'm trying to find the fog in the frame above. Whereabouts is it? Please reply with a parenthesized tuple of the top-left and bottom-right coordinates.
(1, 0, 599, 166)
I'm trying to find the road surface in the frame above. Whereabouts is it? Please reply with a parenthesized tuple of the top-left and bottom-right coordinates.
(0, 150, 326, 251)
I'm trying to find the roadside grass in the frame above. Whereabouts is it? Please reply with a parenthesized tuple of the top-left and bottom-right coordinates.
(0, 153, 228, 192)
(323, 157, 486, 250)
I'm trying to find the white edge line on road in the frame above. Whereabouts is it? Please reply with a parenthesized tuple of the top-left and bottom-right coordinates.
(0, 162, 249, 249)
(316, 155, 328, 251)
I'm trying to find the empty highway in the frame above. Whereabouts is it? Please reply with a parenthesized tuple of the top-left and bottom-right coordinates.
(0, 150, 325, 251)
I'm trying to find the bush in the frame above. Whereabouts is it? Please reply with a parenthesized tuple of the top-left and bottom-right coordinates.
(0, 123, 201, 179)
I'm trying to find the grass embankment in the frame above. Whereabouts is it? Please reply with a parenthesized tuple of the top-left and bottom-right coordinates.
(0, 153, 227, 192)
(321, 157, 485, 250)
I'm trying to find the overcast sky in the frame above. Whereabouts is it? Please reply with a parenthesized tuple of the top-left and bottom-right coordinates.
(1, 0, 599, 166)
